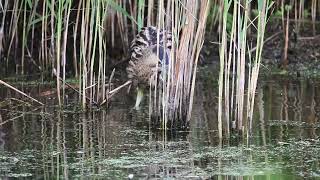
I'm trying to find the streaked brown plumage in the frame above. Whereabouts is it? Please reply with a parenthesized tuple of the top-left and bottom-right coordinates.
(126, 26, 172, 108)
(127, 47, 159, 86)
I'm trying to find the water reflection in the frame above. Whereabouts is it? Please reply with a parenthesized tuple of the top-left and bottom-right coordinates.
(0, 76, 319, 179)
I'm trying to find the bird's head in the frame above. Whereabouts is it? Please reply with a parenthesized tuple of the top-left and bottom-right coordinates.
(151, 45, 170, 65)
(138, 45, 171, 67)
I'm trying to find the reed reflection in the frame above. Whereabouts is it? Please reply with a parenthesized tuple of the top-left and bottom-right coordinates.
(0, 77, 320, 178)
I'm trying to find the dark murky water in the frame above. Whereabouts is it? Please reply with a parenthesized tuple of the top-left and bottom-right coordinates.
(0, 68, 320, 179)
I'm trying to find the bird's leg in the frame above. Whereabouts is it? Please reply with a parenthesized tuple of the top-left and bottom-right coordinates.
(134, 87, 144, 109)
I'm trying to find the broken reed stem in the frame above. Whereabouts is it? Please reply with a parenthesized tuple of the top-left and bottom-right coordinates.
(108, 81, 131, 95)
(0, 79, 44, 105)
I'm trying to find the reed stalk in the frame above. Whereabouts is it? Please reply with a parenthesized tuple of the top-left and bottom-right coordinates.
(0, 0, 7, 59)
(282, 4, 290, 68)
(21, 0, 27, 75)
(6, 0, 22, 71)
(40, 0, 48, 75)
(311, 0, 317, 36)
(147, 0, 154, 26)
(297, 0, 305, 35)
(137, 0, 145, 31)
(55, 0, 64, 106)
(218, 0, 231, 140)
(187, 0, 210, 122)
(162, 0, 210, 126)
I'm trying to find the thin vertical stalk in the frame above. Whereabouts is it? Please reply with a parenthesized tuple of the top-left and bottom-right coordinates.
(73, 0, 83, 78)
(218, 0, 231, 140)
(21, 0, 27, 74)
(137, 0, 144, 31)
(311, 0, 317, 36)
(50, 0, 55, 74)
(61, 0, 72, 103)
(224, 0, 237, 138)
(282, 4, 290, 68)
(247, 0, 273, 138)
(40, 0, 47, 73)
(0, 0, 8, 59)
(147, 0, 154, 26)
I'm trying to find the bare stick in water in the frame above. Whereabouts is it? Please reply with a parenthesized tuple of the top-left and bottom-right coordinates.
(0, 80, 44, 105)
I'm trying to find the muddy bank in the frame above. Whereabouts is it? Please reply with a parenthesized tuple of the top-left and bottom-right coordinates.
(260, 21, 320, 77)
(201, 20, 320, 78)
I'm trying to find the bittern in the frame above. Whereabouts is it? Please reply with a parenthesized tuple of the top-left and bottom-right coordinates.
(126, 26, 172, 109)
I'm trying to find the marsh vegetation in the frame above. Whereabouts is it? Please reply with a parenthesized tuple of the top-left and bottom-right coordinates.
(0, 0, 320, 179)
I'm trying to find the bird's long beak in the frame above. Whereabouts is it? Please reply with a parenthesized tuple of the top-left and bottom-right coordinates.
(134, 87, 144, 109)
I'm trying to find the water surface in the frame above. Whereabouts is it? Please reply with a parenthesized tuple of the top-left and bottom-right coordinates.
(0, 70, 319, 179)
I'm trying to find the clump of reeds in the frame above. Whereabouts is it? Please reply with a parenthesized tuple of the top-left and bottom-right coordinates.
(1, 0, 123, 108)
(217, 0, 273, 141)
(145, 0, 210, 128)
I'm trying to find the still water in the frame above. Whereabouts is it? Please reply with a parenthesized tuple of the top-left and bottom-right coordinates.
(0, 70, 319, 179)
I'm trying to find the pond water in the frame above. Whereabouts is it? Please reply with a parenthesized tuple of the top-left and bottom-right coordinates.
(0, 67, 320, 179)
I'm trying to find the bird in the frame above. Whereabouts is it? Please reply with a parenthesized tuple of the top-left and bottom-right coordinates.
(126, 26, 172, 109)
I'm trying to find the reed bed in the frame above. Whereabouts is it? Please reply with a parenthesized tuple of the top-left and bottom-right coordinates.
(145, 0, 210, 127)
(0, 0, 319, 132)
